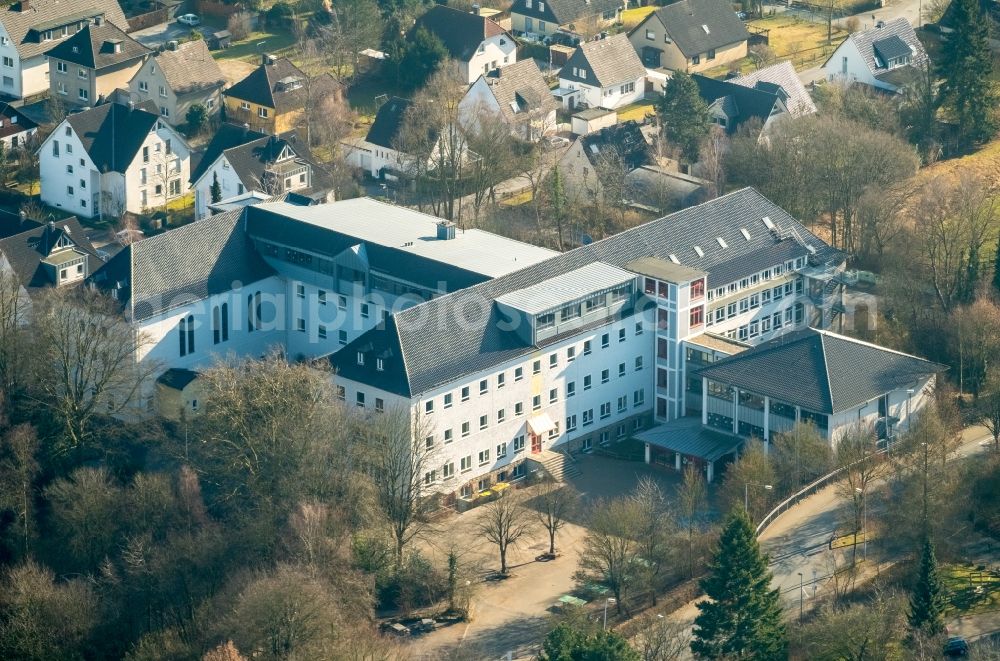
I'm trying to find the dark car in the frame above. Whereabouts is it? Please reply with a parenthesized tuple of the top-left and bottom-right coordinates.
(944, 636, 969, 657)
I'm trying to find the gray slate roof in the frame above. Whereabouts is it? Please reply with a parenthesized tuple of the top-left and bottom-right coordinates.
(64, 100, 164, 174)
(412, 5, 510, 61)
(636, 415, 742, 461)
(365, 96, 412, 149)
(153, 39, 226, 96)
(695, 328, 944, 414)
(729, 61, 816, 117)
(560, 33, 645, 88)
(45, 21, 149, 70)
(224, 57, 341, 112)
(0, 101, 38, 139)
(511, 0, 622, 29)
(189, 122, 268, 186)
(641, 0, 749, 57)
(693, 74, 782, 134)
(477, 59, 559, 124)
(0, 217, 99, 288)
(86, 208, 275, 322)
(829, 17, 928, 76)
(329, 187, 842, 397)
(0, 0, 128, 61)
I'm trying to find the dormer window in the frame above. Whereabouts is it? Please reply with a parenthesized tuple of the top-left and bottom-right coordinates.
(357, 352, 364, 365)
(539, 1, 545, 10)
(376, 358, 384, 371)
(526, 0, 532, 7)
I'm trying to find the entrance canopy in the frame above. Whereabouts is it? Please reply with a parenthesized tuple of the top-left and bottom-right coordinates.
(636, 416, 742, 463)
(527, 412, 556, 436)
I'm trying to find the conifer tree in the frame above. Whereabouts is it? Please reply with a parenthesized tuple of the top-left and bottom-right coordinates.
(656, 72, 711, 163)
(937, 0, 998, 149)
(210, 172, 222, 204)
(908, 536, 946, 635)
(691, 507, 786, 660)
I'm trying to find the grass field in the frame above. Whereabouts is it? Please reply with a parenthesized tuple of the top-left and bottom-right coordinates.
(213, 30, 297, 62)
(621, 5, 656, 29)
(749, 14, 846, 59)
(942, 564, 1000, 616)
(617, 100, 657, 123)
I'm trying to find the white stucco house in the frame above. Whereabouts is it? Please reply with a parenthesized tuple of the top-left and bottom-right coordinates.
(0, 0, 128, 100)
(411, 5, 517, 85)
(821, 17, 929, 93)
(38, 100, 191, 219)
(557, 33, 646, 110)
(458, 59, 559, 142)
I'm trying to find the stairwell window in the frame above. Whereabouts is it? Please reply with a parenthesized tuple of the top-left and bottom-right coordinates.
(178, 315, 194, 357)
(212, 303, 229, 344)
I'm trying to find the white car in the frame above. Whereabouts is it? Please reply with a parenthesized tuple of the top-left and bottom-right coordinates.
(177, 14, 200, 26)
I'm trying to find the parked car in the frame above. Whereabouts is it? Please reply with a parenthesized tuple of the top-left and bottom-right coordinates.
(380, 622, 410, 637)
(736, 11, 748, 20)
(177, 14, 201, 26)
(546, 136, 570, 149)
(943, 637, 969, 657)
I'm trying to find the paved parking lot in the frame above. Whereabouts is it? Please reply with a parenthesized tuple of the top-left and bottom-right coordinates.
(130, 21, 211, 49)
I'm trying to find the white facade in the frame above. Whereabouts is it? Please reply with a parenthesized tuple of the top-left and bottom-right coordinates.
(461, 33, 518, 84)
(458, 76, 557, 142)
(822, 38, 885, 89)
(193, 155, 244, 220)
(557, 73, 644, 110)
(39, 114, 191, 219)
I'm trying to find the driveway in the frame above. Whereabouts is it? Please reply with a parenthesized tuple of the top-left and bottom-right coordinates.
(404, 454, 682, 660)
(130, 21, 213, 49)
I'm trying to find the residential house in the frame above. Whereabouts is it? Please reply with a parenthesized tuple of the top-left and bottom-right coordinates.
(0, 0, 128, 99)
(509, 0, 622, 40)
(821, 17, 929, 93)
(0, 101, 37, 149)
(728, 61, 817, 117)
(38, 100, 191, 218)
(190, 122, 334, 219)
(46, 19, 149, 107)
(458, 59, 558, 142)
(557, 119, 650, 203)
(0, 216, 100, 289)
(693, 73, 789, 135)
(128, 39, 226, 125)
(627, 0, 749, 73)
(557, 33, 646, 110)
(412, 5, 517, 84)
(345, 96, 434, 180)
(223, 54, 341, 135)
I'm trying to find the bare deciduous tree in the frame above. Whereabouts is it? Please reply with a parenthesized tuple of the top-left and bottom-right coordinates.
(634, 612, 689, 661)
(834, 423, 885, 565)
(477, 491, 534, 575)
(0, 423, 39, 557)
(576, 497, 643, 615)
(534, 479, 576, 555)
(676, 464, 708, 578)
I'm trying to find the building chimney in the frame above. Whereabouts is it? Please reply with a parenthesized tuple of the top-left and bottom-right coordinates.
(16, 0, 30, 12)
(263, 53, 276, 66)
(876, 19, 885, 28)
(436, 221, 456, 240)
(127, 99, 134, 110)
(242, 122, 250, 136)
(94, 15, 103, 26)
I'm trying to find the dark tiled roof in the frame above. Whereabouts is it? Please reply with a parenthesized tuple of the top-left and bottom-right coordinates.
(157, 367, 199, 390)
(365, 96, 411, 150)
(221, 133, 334, 194)
(580, 119, 651, 169)
(329, 187, 842, 397)
(512, 0, 622, 28)
(693, 74, 781, 134)
(224, 58, 340, 113)
(0, 210, 40, 239)
(729, 61, 816, 117)
(65, 101, 163, 174)
(412, 5, 510, 61)
(641, 0, 749, 57)
(0, 102, 38, 139)
(636, 415, 741, 461)
(695, 328, 944, 414)
(560, 33, 645, 88)
(189, 122, 268, 185)
(0, 217, 99, 288)
(153, 39, 226, 96)
(86, 208, 276, 321)
(0, 1, 128, 61)
(45, 22, 149, 69)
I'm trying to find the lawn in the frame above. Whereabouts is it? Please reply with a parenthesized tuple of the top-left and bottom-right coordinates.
(621, 5, 656, 29)
(617, 100, 657, 123)
(942, 564, 1000, 616)
(213, 30, 297, 62)
(748, 14, 846, 66)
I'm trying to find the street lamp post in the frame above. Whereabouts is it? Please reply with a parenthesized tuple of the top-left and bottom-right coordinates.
(745, 482, 773, 514)
(855, 487, 867, 560)
(603, 597, 616, 630)
(798, 572, 804, 621)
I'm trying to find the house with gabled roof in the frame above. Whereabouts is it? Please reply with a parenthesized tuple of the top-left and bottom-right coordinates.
(128, 39, 226, 125)
(344, 96, 445, 181)
(0, 101, 37, 149)
(458, 59, 558, 142)
(0, 216, 100, 289)
(509, 0, 622, 41)
(45, 19, 149, 107)
(411, 5, 517, 84)
(0, 0, 129, 99)
(728, 61, 817, 118)
(38, 100, 191, 218)
(190, 123, 334, 219)
(627, 0, 749, 73)
(821, 17, 929, 93)
(557, 33, 646, 110)
(223, 54, 342, 135)
(557, 119, 651, 203)
(692, 74, 789, 135)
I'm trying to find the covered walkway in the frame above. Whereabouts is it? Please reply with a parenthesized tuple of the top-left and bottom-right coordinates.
(634, 416, 743, 482)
